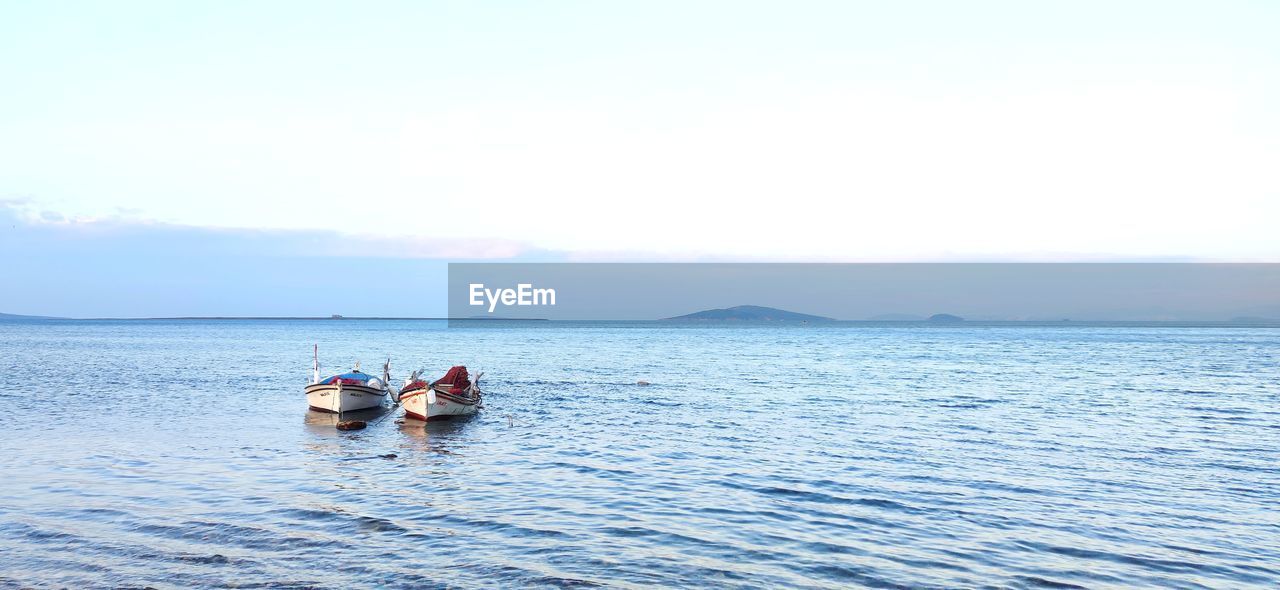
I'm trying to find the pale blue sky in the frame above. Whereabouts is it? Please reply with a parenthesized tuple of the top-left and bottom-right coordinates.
(2, 1, 1278, 315)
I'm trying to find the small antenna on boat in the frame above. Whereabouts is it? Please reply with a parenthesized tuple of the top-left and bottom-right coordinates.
(312, 344, 320, 385)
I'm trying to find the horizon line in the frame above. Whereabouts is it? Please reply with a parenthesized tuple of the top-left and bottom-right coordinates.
(5, 316, 1279, 325)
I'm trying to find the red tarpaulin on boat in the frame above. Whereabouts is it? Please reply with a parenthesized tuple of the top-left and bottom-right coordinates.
(433, 366, 470, 393)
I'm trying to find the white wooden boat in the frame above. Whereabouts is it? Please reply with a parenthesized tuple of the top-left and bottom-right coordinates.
(304, 345, 393, 413)
(399, 365, 482, 421)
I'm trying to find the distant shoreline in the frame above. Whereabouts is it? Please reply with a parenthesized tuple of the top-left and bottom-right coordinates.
(125, 316, 551, 321)
(1, 316, 550, 321)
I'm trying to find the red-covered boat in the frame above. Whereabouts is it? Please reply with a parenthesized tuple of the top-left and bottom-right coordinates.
(398, 365, 482, 421)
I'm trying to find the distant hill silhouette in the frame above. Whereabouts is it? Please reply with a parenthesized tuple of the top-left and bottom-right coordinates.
(926, 313, 965, 323)
(664, 305, 834, 322)
(0, 312, 61, 320)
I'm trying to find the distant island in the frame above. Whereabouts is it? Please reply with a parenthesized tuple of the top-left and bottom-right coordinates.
(663, 305, 834, 322)
(0, 312, 61, 320)
(926, 313, 965, 323)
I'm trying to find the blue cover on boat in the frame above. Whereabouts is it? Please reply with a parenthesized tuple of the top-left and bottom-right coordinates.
(323, 371, 373, 384)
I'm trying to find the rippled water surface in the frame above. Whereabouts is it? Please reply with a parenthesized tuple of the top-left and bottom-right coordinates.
(1, 319, 1278, 588)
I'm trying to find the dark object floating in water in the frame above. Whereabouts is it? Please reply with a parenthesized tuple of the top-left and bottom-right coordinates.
(636, 380, 651, 386)
(336, 420, 367, 430)
(663, 305, 833, 322)
(927, 313, 965, 323)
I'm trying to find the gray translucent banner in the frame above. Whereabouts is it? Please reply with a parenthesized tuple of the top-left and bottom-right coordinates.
(447, 263, 1280, 322)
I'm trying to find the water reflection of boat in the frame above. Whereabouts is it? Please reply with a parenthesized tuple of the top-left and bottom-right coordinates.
(396, 415, 472, 457)
(399, 366, 482, 421)
(397, 416, 469, 438)
(305, 406, 390, 426)
(304, 345, 394, 413)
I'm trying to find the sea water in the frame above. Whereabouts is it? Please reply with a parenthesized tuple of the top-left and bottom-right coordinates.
(0, 319, 1277, 588)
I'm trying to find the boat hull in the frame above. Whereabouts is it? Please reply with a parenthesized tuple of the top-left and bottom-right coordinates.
(304, 383, 388, 413)
(401, 387, 479, 421)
